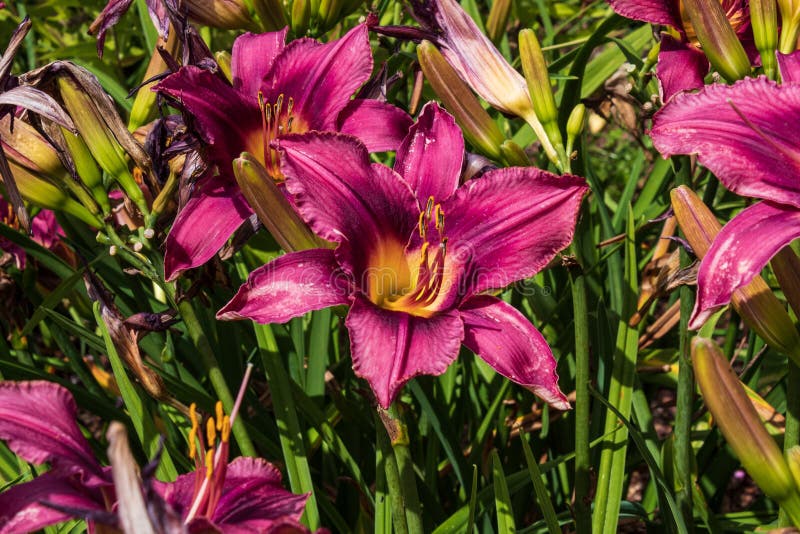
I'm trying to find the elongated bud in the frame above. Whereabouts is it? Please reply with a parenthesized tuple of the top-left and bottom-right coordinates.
(233, 153, 328, 252)
(185, 0, 258, 31)
(60, 128, 109, 214)
(291, 0, 311, 35)
(681, 0, 751, 81)
(58, 74, 146, 212)
(778, 0, 800, 53)
(693, 337, 800, 523)
(418, 41, 506, 161)
(0, 115, 65, 182)
(317, 0, 343, 31)
(671, 186, 800, 361)
(251, 0, 288, 32)
(787, 447, 800, 491)
(485, 0, 511, 44)
(751, 0, 779, 78)
(129, 30, 180, 131)
(9, 162, 102, 226)
(565, 103, 586, 159)
(498, 140, 530, 167)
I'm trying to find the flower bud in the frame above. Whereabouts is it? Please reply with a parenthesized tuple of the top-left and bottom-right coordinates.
(693, 337, 800, 524)
(233, 152, 327, 252)
(60, 128, 110, 214)
(671, 186, 800, 361)
(57, 73, 146, 212)
(215, 51, 233, 83)
(291, 0, 311, 35)
(317, 0, 343, 31)
(417, 40, 506, 161)
(0, 115, 65, 182)
(750, 0, 779, 78)
(251, 0, 288, 32)
(566, 103, 586, 158)
(498, 140, 530, 167)
(681, 0, 751, 81)
(485, 0, 511, 44)
(129, 30, 180, 131)
(185, 0, 258, 31)
(778, 0, 800, 53)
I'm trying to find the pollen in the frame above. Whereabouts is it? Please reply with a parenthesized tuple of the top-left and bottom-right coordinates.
(215, 401, 223, 431)
(206, 417, 217, 446)
(205, 449, 214, 480)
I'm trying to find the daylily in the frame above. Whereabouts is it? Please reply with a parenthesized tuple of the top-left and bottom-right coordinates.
(649, 56, 800, 328)
(607, 0, 752, 100)
(218, 103, 587, 409)
(0, 378, 312, 533)
(0, 197, 64, 269)
(155, 24, 412, 281)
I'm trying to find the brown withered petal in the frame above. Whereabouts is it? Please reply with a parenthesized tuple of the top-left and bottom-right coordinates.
(0, 17, 32, 84)
(106, 422, 157, 534)
(124, 311, 179, 332)
(0, 86, 75, 131)
(0, 144, 29, 233)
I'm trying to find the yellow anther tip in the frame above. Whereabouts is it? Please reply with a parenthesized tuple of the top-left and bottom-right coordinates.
(215, 401, 224, 431)
(206, 417, 217, 446)
(205, 449, 214, 479)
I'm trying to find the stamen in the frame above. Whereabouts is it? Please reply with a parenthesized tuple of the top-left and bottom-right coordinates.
(435, 205, 444, 231)
(215, 401, 223, 431)
(206, 418, 216, 447)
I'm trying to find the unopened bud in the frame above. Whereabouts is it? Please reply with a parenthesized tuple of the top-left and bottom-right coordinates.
(418, 41, 506, 161)
(317, 0, 344, 31)
(519, 29, 559, 128)
(566, 103, 586, 158)
(778, 0, 800, 53)
(291, 0, 311, 35)
(60, 128, 109, 214)
(252, 0, 288, 32)
(681, 0, 751, 81)
(498, 140, 530, 167)
(693, 337, 800, 522)
(671, 186, 800, 361)
(234, 153, 327, 252)
(129, 30, 180, 131)
(215, 51, 232, 83)
(185, 0, 258, 31)
(485, 0, 511, 44)
(750, 0, 779, 78)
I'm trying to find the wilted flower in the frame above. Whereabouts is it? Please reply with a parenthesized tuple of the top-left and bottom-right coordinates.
(218, 104, 587, 409)
(155, 24, 411, 281)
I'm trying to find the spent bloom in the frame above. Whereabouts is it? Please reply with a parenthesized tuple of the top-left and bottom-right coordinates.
(218, 104, 587, 409)
(650, 55, 800, 328)
(155, 25, 411, 281)
(0, 379, 311, 533)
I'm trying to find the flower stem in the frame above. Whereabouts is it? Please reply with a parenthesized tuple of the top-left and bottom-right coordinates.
(375, 413, 409, 534)
(570, 266, 591, 533)
(380, 405, 424, 533)
(252, 321, 320, 530)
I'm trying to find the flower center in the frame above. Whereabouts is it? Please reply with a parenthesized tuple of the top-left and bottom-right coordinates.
(185, 401, 231, 522)
(257, 92, 306, 181)
(366, 197, 449, 318)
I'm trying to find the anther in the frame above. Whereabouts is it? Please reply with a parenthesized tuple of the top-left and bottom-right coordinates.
(206, 417, 216, 446)
(215, 401, 224, 431)
(205, 449, 214, 479)
(221, 416, 231, 443)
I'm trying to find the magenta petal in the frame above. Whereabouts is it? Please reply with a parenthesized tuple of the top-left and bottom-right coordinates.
(607, 0, 682, 28)
(265, 24, 373, 131)
(213, 458, 308, 529)
(217, 249, 351, 323)
(650, 77, 800, 208)
(231, 29, 288, 97)
(393, 102, 463, 202)
(656, 35, 708, 102)
(279, 133, 418, 276)
(337, 99, 413, 153)
(460, 295, 569, 409)
(691, 201, 800, 328)
(0, 472, 106, 534)
(155, 67, 261, 171)
(346, 296, 464, 408)
(164, 176, 253, 281)
(0, 381, 104, 484)
(443, 168, 587, 295)
(779, 51, 800, 83)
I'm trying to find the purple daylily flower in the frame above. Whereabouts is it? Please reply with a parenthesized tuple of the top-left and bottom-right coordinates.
(155, 24, 412, 281)
(0, 380, 311, 533)
(217, 103, 587, 409)
(0, 197, 64, 269)
(607, 0, 751, 101)
(649, 62, 800, 328)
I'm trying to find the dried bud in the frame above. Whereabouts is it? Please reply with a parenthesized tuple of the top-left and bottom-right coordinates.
(671, 186, 800, 361)
(417, 41, 506, 161)
(233, 153, 328, 252)
(681, 0, 751, 81)
(693, 337, 800, 524)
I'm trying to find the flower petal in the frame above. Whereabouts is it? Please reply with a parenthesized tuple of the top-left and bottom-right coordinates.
(278, 133, 418, 276)
(460, 295, 569, 410)
(442, 168, 587, 295)
(346, 296, 464, 408)
(607, 0, 682, 27)
(393, 102, 463, 202)
(337, 99, 413, 153)
(217, 249, 351, 323)
(165, 176, 253, 281)
(155, 66, 261, 172)
(0, 381, 104, 484)
(650, 77, 800, 208)
(656, 35, 708, 102)
(779, 50, 800, 83)
(264, 24, 373, 131)
(692, 201, 800, 328)
(231, 29, 288, 97)
(0, 472, 106, 534)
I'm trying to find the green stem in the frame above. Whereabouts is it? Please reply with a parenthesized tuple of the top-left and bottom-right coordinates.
(570, 267, 591, 534)
(376, 413, 409, 534)
(781, 362, 800, 527)
(176, 299, 256, 458)
(387, 405, 424, 533)
(253, 322, 320, 530)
